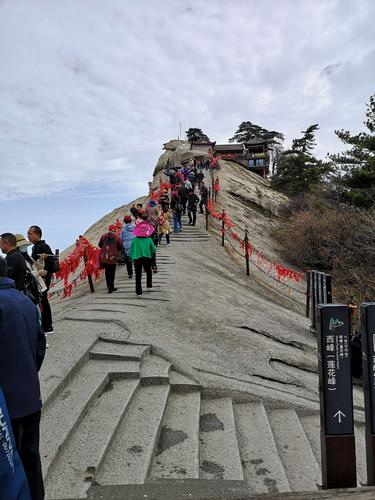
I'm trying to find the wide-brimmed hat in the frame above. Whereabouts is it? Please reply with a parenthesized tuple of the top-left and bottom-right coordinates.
(133, 222, 155, 237)
(15, 234, 31, 247)
(108, 224, 117, 232)
(148, 200, 157, 207)
(123, 215, 132, 223)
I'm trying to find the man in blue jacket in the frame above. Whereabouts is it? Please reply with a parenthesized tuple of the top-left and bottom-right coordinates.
(0, 257, 46, 500)
(0, 387, 31, 500)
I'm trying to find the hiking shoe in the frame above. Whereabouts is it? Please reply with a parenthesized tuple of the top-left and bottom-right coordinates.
(44, 328, 54, 335)
(128, 274, 133, 279)
(152, 267, 158, 273)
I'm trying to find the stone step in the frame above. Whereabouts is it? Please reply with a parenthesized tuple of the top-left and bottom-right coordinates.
(267, 409, 320, 491)
(300, 414, 366, 487)
(151, 391, 201, 479)
(39, 320, 100, 408)
(41, 359, 137, 477)
(233, 403, 290, 495)
(96, 384, 170, 484)
(44, 378, 139, 499)
(89, 341, 150, 361)
(140, 354, 171, 385)
(88, 479, 253, 500)
(169, 370, 201, 393)
(297, 414, 321, 464)
(199, 398, 244, 480)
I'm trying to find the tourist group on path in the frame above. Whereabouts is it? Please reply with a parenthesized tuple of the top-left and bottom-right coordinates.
(0, 156, 213, 499)
(97, 158, 210, 296)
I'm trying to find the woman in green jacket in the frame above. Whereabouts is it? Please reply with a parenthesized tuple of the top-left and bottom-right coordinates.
(130, 222, 156, 296)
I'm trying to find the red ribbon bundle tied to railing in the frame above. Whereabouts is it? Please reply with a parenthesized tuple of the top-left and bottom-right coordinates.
(51, 236, 102, 298)
(207, 195, 304, 287)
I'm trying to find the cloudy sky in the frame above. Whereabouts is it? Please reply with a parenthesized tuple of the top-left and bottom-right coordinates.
(0, 0, 374, 250)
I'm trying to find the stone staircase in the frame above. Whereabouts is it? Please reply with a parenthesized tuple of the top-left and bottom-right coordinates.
(43, 220, 370, 499)
(41, 335, 367, 499)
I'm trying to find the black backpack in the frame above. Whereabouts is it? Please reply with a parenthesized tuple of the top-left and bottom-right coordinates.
(52, 250, 60, 273)
(24, 268, 43, 305)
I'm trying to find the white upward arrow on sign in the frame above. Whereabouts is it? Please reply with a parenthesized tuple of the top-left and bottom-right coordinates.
(333, 410, 346, 423)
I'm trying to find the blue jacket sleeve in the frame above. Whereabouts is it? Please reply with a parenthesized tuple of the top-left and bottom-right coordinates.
(36, 317, 46, 371)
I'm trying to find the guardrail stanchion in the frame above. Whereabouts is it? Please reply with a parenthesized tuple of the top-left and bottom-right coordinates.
(221, 210, 225, 246)
(244, 229, 250, 276)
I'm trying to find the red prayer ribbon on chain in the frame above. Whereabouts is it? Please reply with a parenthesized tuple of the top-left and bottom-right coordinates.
(207, 197, 304, 285)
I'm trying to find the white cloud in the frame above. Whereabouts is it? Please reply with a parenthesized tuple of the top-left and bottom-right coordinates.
(0, 0, 374, 201)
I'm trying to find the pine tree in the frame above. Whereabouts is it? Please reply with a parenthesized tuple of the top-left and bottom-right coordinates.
(185, 128, 209, 149)
(271, 124, 332, 196)
(330, 94, 375, 207)
(229, 121, 284, 143)
(229, 122, 284, 174)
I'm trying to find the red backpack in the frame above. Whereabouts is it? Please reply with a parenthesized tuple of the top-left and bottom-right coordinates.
(100, 235, 120, 264)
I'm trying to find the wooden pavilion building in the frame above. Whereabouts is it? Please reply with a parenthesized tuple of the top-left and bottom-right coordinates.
(213, 139, 271, 178)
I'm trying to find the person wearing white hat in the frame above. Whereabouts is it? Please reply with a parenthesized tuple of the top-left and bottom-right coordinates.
(15, 234, 47, 295)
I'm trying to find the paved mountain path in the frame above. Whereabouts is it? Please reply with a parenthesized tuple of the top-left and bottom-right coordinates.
(42, 209, 366, 499)
(50, 211, 316, 406)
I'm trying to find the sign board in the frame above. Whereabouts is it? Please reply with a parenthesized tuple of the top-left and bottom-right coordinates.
(361, 302, 375, 486)
(361, 303, 375, 433)
(317, 304, 354, 435)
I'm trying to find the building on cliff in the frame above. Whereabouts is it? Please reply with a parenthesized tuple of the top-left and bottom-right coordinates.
(214, 139, 271, 178)
(190, 138, 216, 153)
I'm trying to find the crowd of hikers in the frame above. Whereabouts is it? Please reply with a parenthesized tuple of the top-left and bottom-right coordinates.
(97, 157, 211, 297)
(0, 156, 213, 499)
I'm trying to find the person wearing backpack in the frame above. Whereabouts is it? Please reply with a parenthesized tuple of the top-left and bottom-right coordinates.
(15, 234, 47, 300)
(27, 226, 56, 334)
(98, 225, 123, 293)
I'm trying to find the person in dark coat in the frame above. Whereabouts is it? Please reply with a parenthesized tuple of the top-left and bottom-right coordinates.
(199, 183, 209, 213)
(187, 190, 199, 226)
(0, 233, 27, 292)
(27, 226, 55, 334)
(98, 225, 123, 293)
(0, 257, 46, 500)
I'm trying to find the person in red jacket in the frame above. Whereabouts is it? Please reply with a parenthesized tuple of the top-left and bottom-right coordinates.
(98, 225, 123, 293)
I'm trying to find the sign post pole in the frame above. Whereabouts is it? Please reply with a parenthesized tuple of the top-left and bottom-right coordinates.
(361, 302, 375, 485)
(317, 304, 356, 488)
